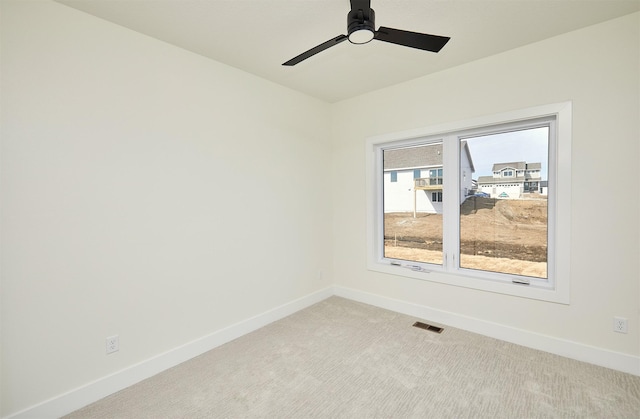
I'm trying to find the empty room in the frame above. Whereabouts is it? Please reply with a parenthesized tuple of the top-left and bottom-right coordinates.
(1, 0, 639, 417)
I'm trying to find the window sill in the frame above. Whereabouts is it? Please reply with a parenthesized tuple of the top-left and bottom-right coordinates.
(367, 259, 569, 304)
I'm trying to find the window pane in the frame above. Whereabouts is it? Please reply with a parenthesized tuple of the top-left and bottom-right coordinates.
(460, 127, 548, 279)
(383, 144, 443, 265)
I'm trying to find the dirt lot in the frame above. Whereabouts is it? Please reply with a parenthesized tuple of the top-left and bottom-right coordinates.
(384, 196, 548, 278)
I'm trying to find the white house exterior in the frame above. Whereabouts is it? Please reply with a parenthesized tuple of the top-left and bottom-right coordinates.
(383, 142, 475, 214)
(477, 162, 543, 199)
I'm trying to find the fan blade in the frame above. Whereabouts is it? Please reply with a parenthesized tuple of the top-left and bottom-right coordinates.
(282, 35, 348, 66)
(374, 26, 450, 53)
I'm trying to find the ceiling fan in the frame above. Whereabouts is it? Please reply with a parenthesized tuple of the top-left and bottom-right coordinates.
(282, 0, 450, 66)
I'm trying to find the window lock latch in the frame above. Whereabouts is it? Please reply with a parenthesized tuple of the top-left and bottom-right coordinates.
(390, 261, 429, 273)
(512, 278, 530, 285)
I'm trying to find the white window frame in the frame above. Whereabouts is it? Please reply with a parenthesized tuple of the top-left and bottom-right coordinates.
(365, 102, 572, 304)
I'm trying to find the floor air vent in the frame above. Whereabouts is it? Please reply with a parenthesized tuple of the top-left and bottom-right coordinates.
(413, 321, 444, 333)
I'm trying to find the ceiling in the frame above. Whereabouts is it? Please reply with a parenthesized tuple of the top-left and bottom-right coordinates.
(56, 0, 640, 103)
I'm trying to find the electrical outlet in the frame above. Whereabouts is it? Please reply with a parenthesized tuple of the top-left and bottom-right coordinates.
(613, 317, 628, 334)
(106, 335, 119, 354)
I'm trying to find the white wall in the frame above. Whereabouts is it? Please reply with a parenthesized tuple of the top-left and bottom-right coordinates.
(332, 11, 639, 362)
(383, 170, 439, 214)
(459, 154, 473, 201)
(0, 1, 332, 416)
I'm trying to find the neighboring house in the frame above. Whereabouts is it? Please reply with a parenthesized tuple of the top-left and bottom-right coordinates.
(477, 161, 544, 198)
(539, 180, 549, 196)
(383, 142, 475, 214)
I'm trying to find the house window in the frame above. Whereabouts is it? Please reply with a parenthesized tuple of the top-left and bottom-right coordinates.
(367, 102, 572, 303)
(429, 168, 443, 185)
(413, 169, 421, 179)
(503, 170, 513, 177)
(390, 171, 397, 182)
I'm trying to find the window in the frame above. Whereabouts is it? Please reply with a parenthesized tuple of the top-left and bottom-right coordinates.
(383, 144, 444, 264)
(460, 127, 548, 278)
(429, 168, 443, 185)
(390, 171, 397, 182)
(366, 102, 572, 303)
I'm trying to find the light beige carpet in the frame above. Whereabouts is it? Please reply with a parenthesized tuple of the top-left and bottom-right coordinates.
(67, 297, 640, 418)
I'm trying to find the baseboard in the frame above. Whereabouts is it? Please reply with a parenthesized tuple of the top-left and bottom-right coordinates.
(333, 286, 640, 376)
(6, 287, 334, 419)
(8, 285, 638, 418)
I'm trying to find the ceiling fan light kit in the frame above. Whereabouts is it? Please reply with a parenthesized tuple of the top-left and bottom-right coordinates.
(283, 0, 450, 66)
(348, 28, 375, 44)
(347, 6, 375, 44)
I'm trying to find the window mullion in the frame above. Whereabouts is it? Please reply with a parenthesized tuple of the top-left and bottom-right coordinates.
(442, 135, 460, 271)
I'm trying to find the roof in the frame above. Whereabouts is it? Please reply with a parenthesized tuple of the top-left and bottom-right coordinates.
(477, 175, 543, 184)
(492, 162, 541, 172)
(383, 143, 443, 170)
(383, 141, 475, 172)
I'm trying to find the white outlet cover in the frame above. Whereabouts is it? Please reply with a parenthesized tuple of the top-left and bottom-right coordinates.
(613, 317, 628, 334)
(106, 335, 119, 354)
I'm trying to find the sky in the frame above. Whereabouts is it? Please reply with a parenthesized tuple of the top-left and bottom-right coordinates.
(464, 127, 549, 180)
